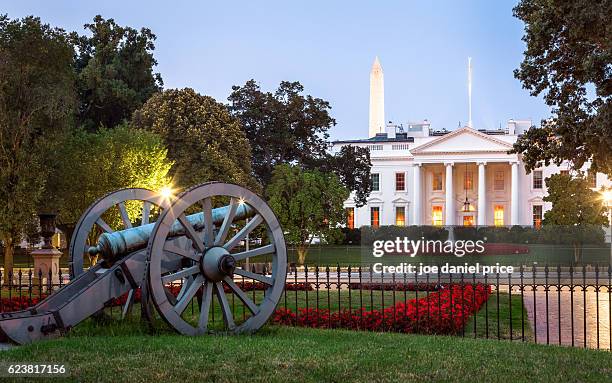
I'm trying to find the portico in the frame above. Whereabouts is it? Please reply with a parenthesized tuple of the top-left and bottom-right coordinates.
(409, 127, 520, 227)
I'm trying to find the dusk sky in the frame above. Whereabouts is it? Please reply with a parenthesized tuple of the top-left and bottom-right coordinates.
(4, 0, 551, 140)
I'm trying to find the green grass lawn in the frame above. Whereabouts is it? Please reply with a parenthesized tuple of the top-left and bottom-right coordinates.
(92, 288, 531, 343)
(0, 324, 609, 382)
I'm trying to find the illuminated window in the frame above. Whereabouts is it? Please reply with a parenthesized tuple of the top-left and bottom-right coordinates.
(370, 207, 380, 228)
(494, 205, 504, 227)
(463, 215, 474, 226)
(494, 171, 505, 191)
(533, 171, 543, 189)
(395, 173, 405, 191)
(432, 206, 443, 226)
(533, 205, 542, 229)
(395, 206, 405, 226)
(371, 173, 380, 191)
(346, 207, 354, 229)
(433, 172, 443, 191)
(464, 171, 473, 190)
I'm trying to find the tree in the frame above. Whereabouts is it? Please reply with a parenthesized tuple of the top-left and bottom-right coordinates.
(43, 125, 173, 250)
(228, 80, 335, 187)
(0, 15, 76, 280)
(317, 145, 372, 207)
(511, 0, 612, 176)
(542, 173, 608, 262)
(266, 164, 349, 265)
(228, 80, 372, 203)
(72, 15, 163, 131)
(132, 88, 256, 190)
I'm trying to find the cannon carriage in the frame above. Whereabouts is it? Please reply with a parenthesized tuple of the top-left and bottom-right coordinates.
(0, 182, 287, 344)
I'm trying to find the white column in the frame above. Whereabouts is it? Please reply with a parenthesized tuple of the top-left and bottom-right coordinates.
(445, 162, 454, 226)
(412, 163, 422, 225)
(511, 161, 519, 225)
(477, 162, 486, 226)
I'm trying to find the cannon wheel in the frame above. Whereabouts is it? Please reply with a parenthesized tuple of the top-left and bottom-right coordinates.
(69, 188, 170, 319)
(147, 182, 287, 335)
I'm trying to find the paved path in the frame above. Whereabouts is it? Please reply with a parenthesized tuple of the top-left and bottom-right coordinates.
(521, 288, 611, 350)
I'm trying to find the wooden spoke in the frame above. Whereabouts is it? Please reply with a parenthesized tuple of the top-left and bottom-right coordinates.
(178, 213, 205, 252)
(201, 198, 214, 247)
(174, 276, 191, 303)
(233, 268, 273, 285)
(198, 282, 213, 330)
(215, 282, 235, 329)
(95, 218, 113, 233)
(224, 214, 263, 251)
(224, 277, 259, 314)
(174, 275, 203, 315)
(214, 198, 238, 246)
(142, 201, 151, 225)
(164, 242, 200, 262)
(161, 265, 199, 284)
(232, 244, 275, 261)
(118, 202, 132, 229)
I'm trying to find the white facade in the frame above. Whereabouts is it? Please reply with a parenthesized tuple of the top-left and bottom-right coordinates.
(333, 125, 611, 228)
(334, 58, 611, 229)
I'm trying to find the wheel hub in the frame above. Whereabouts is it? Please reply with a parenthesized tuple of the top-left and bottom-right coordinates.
(199, 246, 236, 282)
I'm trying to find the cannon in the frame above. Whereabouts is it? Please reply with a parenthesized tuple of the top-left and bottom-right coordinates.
(0, 182, 287, 344)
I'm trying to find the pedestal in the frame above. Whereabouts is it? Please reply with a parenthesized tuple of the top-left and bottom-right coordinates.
(31, 248, 62, 289)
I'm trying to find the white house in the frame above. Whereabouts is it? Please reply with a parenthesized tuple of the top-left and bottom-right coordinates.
(331, 58, 611, 230)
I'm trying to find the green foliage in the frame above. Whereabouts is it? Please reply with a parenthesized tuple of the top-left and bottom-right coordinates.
(132, 88, 256, 190)
(511, 0, 612, 176)
(228, 80, 371, 203)
(44, 125, 172, 232)
(0, 15, 76, 276)
(228, 80, 335, 187)
(266, 164, 349, 264)
(72, 15, 163, 131)
(543, 174, 608, 227)
(317, 145, 372, 207)
(542, 173, 608, 261)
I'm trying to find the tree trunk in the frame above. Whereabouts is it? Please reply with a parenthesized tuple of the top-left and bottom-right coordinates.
(297, 246, 308, 266)
(3, 235, 14, 284)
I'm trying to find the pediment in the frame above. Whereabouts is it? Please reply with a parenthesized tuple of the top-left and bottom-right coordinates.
(411, 127, 513, 154)
(391, 197, 410, 204)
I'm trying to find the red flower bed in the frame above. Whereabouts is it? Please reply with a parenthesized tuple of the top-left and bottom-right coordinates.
(272, 283, 491, 335)
(0, 296, 47, 312)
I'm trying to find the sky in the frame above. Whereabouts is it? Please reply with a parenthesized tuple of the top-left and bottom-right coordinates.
(4, 0, 551, 140)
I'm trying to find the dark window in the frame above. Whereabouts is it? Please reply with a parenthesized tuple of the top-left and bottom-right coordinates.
(371, 173, 380, 191)
(533, 171, 543, 189)
(395, 173, 405, 191)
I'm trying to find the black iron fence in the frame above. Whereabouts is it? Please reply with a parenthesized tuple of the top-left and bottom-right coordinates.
(0, 264, 610, 351)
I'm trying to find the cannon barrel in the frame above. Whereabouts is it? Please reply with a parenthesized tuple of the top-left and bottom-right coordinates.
(91, 203, 255, 262)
